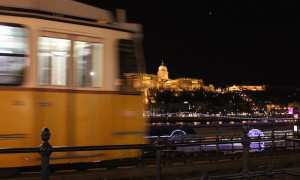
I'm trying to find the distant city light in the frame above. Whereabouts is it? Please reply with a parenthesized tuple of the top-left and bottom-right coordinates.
(288, 107, 293, 114)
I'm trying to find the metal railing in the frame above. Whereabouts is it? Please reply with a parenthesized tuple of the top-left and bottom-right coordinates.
(1, 127, 300, 180)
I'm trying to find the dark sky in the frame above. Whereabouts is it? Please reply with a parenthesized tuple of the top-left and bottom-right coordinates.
(75, 0, 300, 88)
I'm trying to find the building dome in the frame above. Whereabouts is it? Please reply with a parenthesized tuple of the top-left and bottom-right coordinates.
(158, 61, 168, 71)
(157, 60, 169, 81)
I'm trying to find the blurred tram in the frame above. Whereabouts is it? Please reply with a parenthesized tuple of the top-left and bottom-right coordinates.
(0, 0, 148, 173)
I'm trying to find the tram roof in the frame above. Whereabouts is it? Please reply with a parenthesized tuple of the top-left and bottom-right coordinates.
(0, 0, 113, 22)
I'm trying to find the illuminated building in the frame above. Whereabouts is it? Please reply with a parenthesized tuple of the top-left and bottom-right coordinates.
(124, 60, 214, 92)
(227, 85, 266, 92)
(124, 61, 267, 94)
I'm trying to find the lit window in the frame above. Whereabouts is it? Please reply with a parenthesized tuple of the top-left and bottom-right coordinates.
(74, 41, 103, 87)
(0, 24, 28, 85)
(38, 37, 70, 86)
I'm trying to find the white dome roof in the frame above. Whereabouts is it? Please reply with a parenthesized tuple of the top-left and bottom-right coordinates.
(158, 61, 167, 71)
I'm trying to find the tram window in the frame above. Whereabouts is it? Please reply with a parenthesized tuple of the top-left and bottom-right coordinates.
(38, 37, 70, 86)
(74, 41, 103, 87)
(0, 24, 28, 85)
(118, 39, 142, 94)
(119, 39, 138, 75)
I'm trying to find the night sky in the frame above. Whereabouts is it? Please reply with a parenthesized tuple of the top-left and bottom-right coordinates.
(75, 0, 300, 88)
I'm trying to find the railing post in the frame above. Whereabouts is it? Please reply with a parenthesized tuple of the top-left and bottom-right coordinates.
(265, 165, 274, 180)
(216, 125, 219, 154)
(271, 123, 275, 150)
(200, 171, 209, 180)
(154, 136, 163, 180)
(284, 133, 288, 149)
(242, 124, 251, 179)
(231, 135, 234, 154)
(258, 135, 261, 151)
(39, 128, 52, 180)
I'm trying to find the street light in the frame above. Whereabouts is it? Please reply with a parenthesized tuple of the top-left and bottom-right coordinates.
(294, 113, 299, 138)
(293, 107, 299, 138)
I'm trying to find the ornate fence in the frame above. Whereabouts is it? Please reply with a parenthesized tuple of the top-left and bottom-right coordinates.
(1, 126, 300, 180)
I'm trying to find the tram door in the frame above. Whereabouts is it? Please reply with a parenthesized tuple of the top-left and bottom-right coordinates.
(37, 31, 105, 161)
(36, 32, 73, 159)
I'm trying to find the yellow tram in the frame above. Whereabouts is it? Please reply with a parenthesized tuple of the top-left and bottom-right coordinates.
(0, 0, 148, 169)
